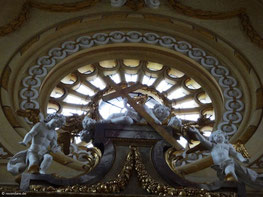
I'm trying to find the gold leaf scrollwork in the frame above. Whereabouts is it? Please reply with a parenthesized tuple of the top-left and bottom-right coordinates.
(133, 147, 234, 196)
(30, 147, 134, 193)
(133, 146, 178, 196)
(16, 108, 40, 124)
(0, 0, 99, 37)
(27, 146, 236, 196)
(233, 141, 250, 159)
(0, 1, 31, 37)
(165, 147, 185, 175)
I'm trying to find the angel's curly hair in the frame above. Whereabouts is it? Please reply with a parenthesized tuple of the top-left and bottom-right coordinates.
(44, 113, 66, 125)
(209, 130, 229, 143)
(82, 115, 96, 129)
(153, 104, 170, 120)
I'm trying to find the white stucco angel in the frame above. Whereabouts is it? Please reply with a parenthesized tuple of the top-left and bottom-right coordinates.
(101, 97, 171, 125)
(190, 128, 263, 189)
(7, 113, 66, 175)
(79, 115, 97, 143)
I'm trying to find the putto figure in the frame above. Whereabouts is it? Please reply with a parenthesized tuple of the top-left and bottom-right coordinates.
(190, 128, 263, 189)
(7, 113, 66, 175)
(102, 98, 171, 125)
(79, 116, 97, 143)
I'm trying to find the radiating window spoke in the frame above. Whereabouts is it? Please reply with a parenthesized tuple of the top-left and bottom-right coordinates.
(47, 59, 215, 148)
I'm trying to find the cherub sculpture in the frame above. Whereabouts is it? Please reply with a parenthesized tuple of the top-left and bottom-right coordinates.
(7, 113, 66, 175)
(101, 98, 171, 125)
(190, 128, 263, 189)
(79, 115, 97, 143)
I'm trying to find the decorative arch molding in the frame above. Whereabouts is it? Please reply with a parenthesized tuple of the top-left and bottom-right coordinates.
(18, 30, 243, 137)
(0, 0, 262, 48)
(0, 15, 261, 174)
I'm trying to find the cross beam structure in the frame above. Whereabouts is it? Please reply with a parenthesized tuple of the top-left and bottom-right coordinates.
(101, 76, 183, 150)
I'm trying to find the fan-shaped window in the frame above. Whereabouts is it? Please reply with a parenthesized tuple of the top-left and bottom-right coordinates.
(47, 59, 215, 148)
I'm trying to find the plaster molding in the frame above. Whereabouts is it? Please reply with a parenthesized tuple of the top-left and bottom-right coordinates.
(19, 31, 243, 137)
(0, 0, 262, 48)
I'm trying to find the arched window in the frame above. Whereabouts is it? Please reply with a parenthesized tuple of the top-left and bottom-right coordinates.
(47, 59, 215, 147)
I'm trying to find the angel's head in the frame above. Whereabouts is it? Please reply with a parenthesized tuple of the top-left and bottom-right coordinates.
(153, 104, 170, 122)
(209, 130, 228, 144)
(82, 115, 96, 129)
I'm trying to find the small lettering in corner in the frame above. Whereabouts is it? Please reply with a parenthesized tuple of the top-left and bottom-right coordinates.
(1, 191, 27, 196)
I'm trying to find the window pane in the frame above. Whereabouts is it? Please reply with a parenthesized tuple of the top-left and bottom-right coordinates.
(63, 94, 89, 105)
(90, 77, 106, 90)
(61, 74, 77, 85)
(185, 79, 201, 89)
(147, 62, 163, 71)
(99, 60, 116, 68)
(110, 73, 121, 84)
(156, 80, 172, 92)
(123, 59, 140, 67)
(50, 87, 64, 98)
(76, 84, 95, 96)
(168, 68, 184, 78)
(125, 74, 138, 83)
(173, 100, 199, 109)
(142, 75, 156, 86)
(78, 64, 94, 74)
(167, 88, 187, 100)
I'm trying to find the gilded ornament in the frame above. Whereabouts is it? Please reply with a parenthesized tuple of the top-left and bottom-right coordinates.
(233, 141, 250, 159)
(22, 146, 236, 196)
(178, 190, 186, 196)
(16, 108, 40, 124)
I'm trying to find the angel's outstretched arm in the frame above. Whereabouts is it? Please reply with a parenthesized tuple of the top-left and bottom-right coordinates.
(189, 127, 213, 150)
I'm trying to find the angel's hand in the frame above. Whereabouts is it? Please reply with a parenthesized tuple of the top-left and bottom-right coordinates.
(19, 141, 27, 146)
(154, 119, 162, 125)
(189, 127, 199, 134)
(242, 158, 249, 164)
